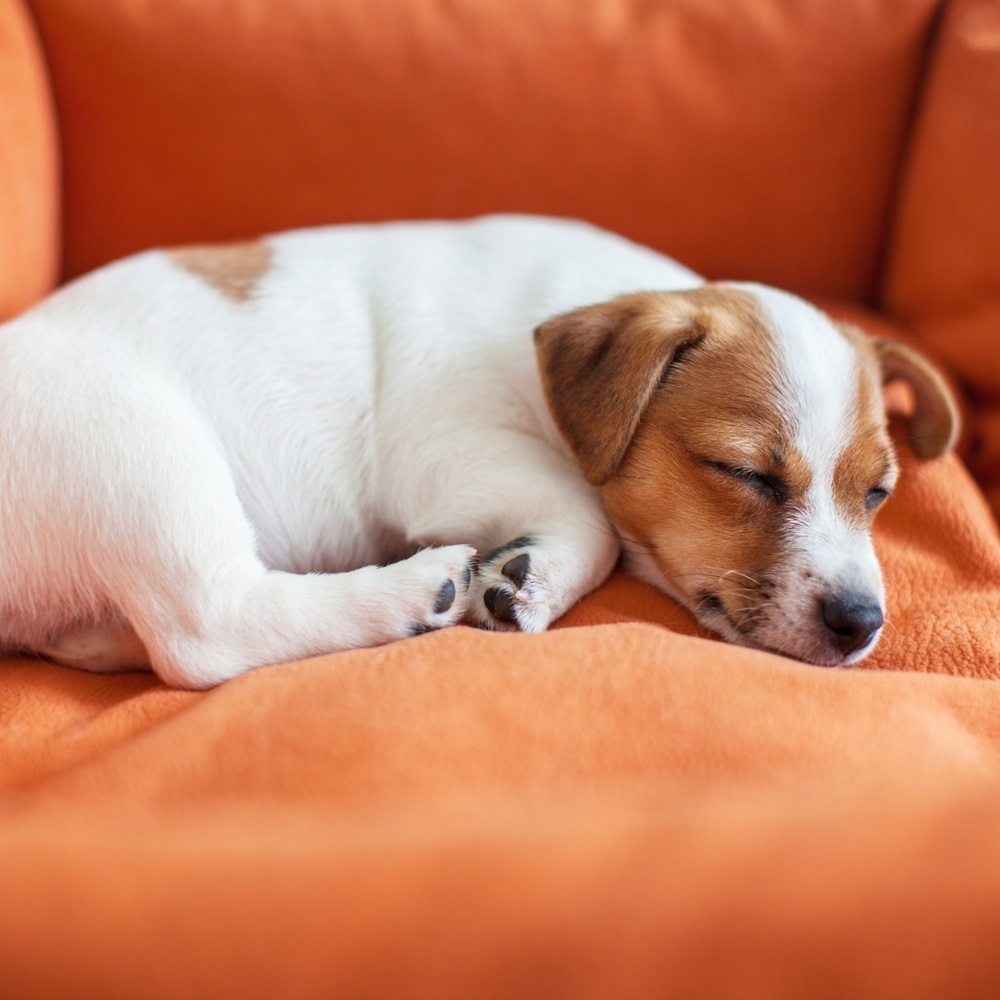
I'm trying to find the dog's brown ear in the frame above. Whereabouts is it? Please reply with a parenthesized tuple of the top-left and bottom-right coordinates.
(874, 339, 960, 459)
(534, 294, 704, 485)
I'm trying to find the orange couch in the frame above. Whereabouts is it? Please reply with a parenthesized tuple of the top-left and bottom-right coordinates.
(1, 0, 999, 995)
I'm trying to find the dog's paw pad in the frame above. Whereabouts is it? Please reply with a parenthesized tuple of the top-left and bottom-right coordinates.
(469, 538, 556, 633)
(501, 553, 531, 588)
(389, 544, 476, 640)
(483, 585, 517, 622)
(434, 579, 456, 614)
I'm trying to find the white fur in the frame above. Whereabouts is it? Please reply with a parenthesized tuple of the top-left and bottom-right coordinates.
(0, 216, 883, 686)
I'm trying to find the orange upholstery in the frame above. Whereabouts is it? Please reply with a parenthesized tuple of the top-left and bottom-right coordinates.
(0, 0, 58, 317)
(2, 0, 1000, 995)
(885, 0, 1000, 320)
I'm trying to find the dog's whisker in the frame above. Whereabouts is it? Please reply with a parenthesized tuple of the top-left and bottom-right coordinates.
(719, 569, 762, 588)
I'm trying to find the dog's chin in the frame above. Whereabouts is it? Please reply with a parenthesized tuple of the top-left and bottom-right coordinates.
(618, 550, 881, 667)
(694, 606, 881, 668)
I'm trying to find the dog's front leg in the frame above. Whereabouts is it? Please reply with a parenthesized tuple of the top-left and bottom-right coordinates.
(399, 434, 620, 633)
(466, 522, 618, 632)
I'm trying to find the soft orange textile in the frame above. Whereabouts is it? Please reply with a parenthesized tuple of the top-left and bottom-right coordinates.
(4, 0, 1000, 995)
(30, 0, 938, 300)
(0, 0, 59, 316)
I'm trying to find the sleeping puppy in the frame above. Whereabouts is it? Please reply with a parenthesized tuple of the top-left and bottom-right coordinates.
(0, 216, 958, 688)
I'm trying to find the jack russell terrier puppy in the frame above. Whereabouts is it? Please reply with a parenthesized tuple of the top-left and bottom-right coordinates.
(0, 216, 958, 689)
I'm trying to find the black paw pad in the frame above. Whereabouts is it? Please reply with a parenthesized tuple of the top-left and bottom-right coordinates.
(483, 586, 517, 623)
(501, 553, 530, 589)
(408, 623, 434, 637)
(434, 579, 456, 614)
(482, 536, 535, 567)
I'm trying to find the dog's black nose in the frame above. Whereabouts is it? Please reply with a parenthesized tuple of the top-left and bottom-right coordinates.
(820, 594, 884, 655)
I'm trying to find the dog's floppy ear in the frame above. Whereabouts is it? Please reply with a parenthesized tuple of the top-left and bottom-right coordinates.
(534, 294, 704, 485)
(874, 338, 960, 459)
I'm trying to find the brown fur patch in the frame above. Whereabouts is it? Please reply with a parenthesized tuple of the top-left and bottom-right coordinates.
(577, 287, 798, 623)
(833, 329, 896, 526)
(838, 321, 959, 460)
(169, 240, 272, 302)
(535, 293, 703, 484)
(876, 338, 960, 459)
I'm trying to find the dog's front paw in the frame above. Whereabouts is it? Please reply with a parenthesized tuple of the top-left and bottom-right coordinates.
(468, 537, 558, 633)
(381, 544, 476, 639)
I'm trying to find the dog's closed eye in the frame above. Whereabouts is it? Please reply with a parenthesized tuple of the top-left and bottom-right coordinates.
(705, 461, 788, 504)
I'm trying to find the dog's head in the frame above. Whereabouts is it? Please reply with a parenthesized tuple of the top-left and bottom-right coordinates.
(535, 284, 958, 665)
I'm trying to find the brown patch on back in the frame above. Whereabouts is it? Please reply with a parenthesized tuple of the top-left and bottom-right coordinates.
(169, 240, 272, 302)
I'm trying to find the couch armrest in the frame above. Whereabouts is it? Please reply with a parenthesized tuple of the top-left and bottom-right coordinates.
(884, 0, 1000, 322)
(0, 0, 58, 319)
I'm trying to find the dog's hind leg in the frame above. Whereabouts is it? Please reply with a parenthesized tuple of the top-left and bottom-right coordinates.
(13, 377, 474, 689)
(38, 619, 150, 674)
(132, 538, 475, 689)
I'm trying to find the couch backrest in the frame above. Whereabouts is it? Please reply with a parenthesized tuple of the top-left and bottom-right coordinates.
(0, 0, 58, 320)
(28, 0, 941, 301)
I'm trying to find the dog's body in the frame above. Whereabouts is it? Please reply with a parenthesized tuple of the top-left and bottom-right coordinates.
(0, 216, 957, 688)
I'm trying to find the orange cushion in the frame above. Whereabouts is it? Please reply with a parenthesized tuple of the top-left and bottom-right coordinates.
(30, 0, 937, 300)
(0, 0, 59, 319)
